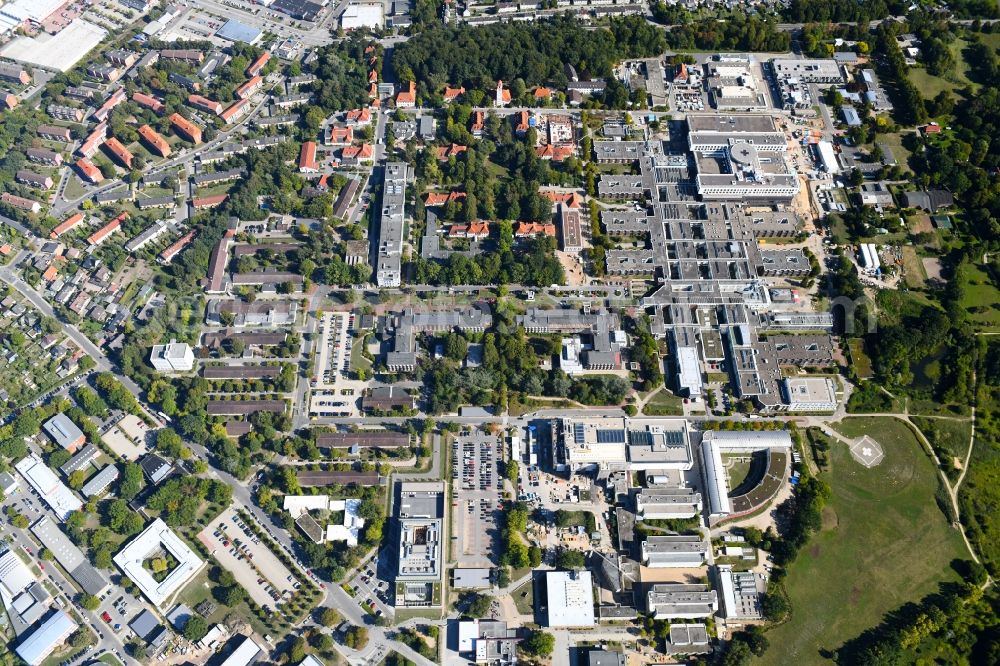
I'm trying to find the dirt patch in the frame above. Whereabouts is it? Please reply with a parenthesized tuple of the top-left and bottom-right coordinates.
(908, 213, 933, 235)
(556, 250, 586, 286)
(922, 257, 945, 283)
(821, 506, 839, 530)
(809, 543, 822, 559)
(902, 246, 927, 289)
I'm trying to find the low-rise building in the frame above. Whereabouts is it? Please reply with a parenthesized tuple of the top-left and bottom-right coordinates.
(641, 535, 709, 568)
(150, 340, 195, 372)
(647, 583, 718, 619)
(170, 113, 203, 144)
(546, 570, 595, 627)
(138, 125, 171, 158)
(26, 147, 63, 166)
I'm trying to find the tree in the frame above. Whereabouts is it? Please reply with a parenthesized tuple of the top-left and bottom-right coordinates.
(519, 630, 555, 657)
(762, 591, 790, 621)
(68, 469, 87, 490)
(555, 549, 586, 569)
(216, 584, 246, 607)
(506, 460, 519, 484)
(465, 592, 491, 618)
(69, 629, 89, 648)
(94, 547, 113, 570)
(312, 632, 334, 651)
(288, 637, 307, 663)
(319, 607, 341, 626)
(80, 593, 100, 610)
(119, 463, 144, 501)
(183, 615, 209, 641)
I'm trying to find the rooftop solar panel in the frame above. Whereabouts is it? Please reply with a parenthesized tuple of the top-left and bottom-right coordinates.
(596, 429, 626, 444)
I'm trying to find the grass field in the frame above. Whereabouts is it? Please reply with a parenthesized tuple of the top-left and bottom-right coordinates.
(62, 173, 89, 201)
(846, 339, 873, 380)
(512, 579, 535, 615)
(910, 415, 972, 472)
(722, 453, 754, 491)
(175, 566, 270, 638)
(641, 388, 684, 416)
(901, 246, 928, 289)
(956, 261, 1000, 333)
(761, 417, 967, 664)
(907, 38, 974, 100)
(879, 132, 913, 170)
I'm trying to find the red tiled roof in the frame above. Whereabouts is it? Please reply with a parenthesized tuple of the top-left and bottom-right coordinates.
(220, 98, 249, 123)
(396, 81, 416, 106)
(298, 141, 318, 171)
(188, 94, 223, 115)
(346, 108, 371, 123)
(435, 143, 467, 160)
(342, 143, 374, 160)
(536, 144, 574, 161)
(51, 213, 84, 239)
(236, 75, 263, 99)
(87, 212, 127, 245)
(102, 137, 133, 167)
(192, 194, 228, 208)
(543, 191, 584, 207)
(514, 222, 556, 237)
(159, 231, 196, 263)
(246, 52, 271, 77)
(424, 191, 466, 206)
(138, 125, 171, 157)
(133, 92, 164, 114)
(75, 158, 103, 183)
(170, 113, 203, 144)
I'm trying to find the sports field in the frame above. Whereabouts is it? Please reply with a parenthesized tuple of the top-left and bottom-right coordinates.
(760, 417, 967, 664)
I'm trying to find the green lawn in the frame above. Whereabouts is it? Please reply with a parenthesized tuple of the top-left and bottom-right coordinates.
(641, 388, 683, 416)
(907, 38, 974, 100)
(175, 566, 270, 638)
(350, 336, 372, 372)
(722, 453, 755, 492)
(956, 261, 1000, 333)
(910, 416, 972, 473)
(512, 580, 535, 615)
(63, 174, 89, 201)
(846, 339, 873, 380)
(761, 417, 968, 665)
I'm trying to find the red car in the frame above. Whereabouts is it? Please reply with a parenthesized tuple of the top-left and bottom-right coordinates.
(101, 611, 112, 623)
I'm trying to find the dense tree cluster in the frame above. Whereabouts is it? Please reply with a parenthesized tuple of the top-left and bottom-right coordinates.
(409, 236, 565, 287)
(392, 17, 665, 94)
(662, 14, 791, 52)
(309, 34, 381, 114)
(146, 476, 231, 527)
(784, 0, 900, 23)
(836, 572, 998, 665)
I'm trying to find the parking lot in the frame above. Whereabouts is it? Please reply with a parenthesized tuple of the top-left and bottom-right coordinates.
(313, 312, 351, 386)
(198, 507, 298, 612)
(451, 432, 501, 568)
(345, 555, 394, 619)
(309, 312, 368, 417)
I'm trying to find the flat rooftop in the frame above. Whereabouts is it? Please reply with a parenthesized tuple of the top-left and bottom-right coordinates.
(0, 19, 107, 72)
(113, 518, 204, 608)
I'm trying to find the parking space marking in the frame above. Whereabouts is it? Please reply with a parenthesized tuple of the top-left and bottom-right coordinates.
(198, 507, 298, 611)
